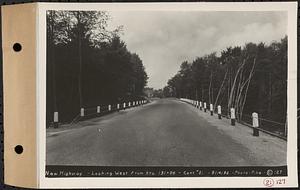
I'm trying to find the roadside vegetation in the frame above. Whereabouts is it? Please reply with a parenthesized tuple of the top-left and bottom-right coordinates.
(47, 11, 148, 124)
(163, 37, 287, 132)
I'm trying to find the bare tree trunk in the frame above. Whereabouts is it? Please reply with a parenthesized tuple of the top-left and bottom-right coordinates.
(227, 59, 246, 111)
(227, 69, 231, 116)
(49, 11, 58, 112)
(236, 78, 246, 121)
(212, 84, 214, 104)
(240, 57, 256, 118)
(214, 69, 228, 111)
(76, 12, 83, 108)
(235, 67, 244, 120)
(268, 73, 272, 115)
(201, 83, 204, 101)
(208, 71, 213, 103)
(284, 113, 287, 137)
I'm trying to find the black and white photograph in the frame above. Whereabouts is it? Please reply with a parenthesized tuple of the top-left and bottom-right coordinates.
(44, 3, 294, 182)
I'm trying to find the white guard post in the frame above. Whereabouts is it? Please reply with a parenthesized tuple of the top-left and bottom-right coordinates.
(210, 104, 213, 116)
(117, 104, 120, 109)
(129, 102, 131, 107)
(200, 101, 202, 110)
(196, 101, 199, 108)
(204, 102, 207, 112)
(252, 112, 259, 136)
(53, 112, 59, 128)
(80, 108, 84, 117)
(230, 108, 235, 126)
(217, 105, 221, 119)
(97, 106, 100, 113)
(123, 103, 126, 110)
(133, 101, 135, 106)
(108, 105, 111, 111)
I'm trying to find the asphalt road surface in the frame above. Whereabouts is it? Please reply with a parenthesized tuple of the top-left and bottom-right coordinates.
(47, 98, 279, 166)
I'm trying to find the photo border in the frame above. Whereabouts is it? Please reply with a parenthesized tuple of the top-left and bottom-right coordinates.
(37, 2, 298, 188)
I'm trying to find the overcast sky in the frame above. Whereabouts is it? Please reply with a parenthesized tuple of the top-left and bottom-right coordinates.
(108, 11, 287, 89)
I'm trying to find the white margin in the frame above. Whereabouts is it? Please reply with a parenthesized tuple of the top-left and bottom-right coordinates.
(36, 2, 298, 188)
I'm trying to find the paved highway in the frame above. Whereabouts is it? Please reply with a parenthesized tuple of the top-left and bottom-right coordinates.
(46, 98, 285, 166)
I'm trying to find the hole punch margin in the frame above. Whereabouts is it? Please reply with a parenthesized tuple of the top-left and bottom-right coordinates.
(14, 145, 23, 154)
(13, 43, 22, 52)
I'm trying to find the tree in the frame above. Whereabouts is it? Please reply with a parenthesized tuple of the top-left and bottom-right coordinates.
(164, 37, 288, 132)
(47, 10, 72, 120)
(46, 11, 148, 125)
(68, 11, 113, 108)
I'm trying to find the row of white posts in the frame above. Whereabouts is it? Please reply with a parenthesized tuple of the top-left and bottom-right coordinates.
(53, 100, 147, 127)
(81, 100, 147, 116)
(181, 98, 260, 136)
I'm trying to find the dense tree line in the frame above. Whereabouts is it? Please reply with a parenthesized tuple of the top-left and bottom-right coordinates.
(46, 11, 148, 124)
(164, 37, 287, 133)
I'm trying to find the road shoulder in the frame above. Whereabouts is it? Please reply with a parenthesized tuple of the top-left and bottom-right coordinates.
(183, 102, 287, 166)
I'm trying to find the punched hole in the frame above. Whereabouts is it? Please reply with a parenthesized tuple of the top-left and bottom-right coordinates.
(14, 145, 23, 154)
(13, 43, 22, 52)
